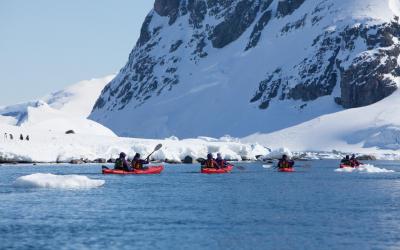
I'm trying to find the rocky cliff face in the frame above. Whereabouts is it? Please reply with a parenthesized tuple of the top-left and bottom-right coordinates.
(90, 0, 400, 138)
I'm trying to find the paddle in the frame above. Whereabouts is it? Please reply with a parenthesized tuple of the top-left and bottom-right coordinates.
(145, 144, 163, 161)
(230, 164, 245, 170)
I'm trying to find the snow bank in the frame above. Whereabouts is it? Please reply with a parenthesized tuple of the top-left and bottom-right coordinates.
(261, 147, 292, 160)
(15, 173, 105, 189)
(334, 164, 394, 173)
(0, 122, 269, 163)
(243, 91, 400, 158)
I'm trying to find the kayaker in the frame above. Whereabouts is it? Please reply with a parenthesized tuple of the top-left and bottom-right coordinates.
(131, 153, 149, 170)
(114, 152, 131, 171)
(350, 154, 361, 167)
(216, 153, 227, 168)
(203, 153, 219, 169)
(341, 155, 351, 166)
(277, 154, 294, 169)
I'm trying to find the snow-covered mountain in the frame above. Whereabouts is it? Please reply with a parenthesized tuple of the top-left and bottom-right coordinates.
(90, 0, 400, 139)
(0, 75, 116, 136)
(243, 89, 400, 154)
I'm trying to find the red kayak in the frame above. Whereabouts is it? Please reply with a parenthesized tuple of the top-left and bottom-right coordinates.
(278, 168, 295, 172)
(102, 166, 164, 175)
(201, 165, 233, 174)
(340, 164, 358, 169)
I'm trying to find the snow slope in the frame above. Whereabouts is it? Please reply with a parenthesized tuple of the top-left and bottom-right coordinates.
(243, 90, 400, 154)
(0, 75, 116, 136)
(91, 0, 400, 139)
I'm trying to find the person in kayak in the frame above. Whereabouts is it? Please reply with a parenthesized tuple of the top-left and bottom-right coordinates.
(203, 153, 219, 169)
(131, 153, 149, 170)
(114, 152, 131, 171)
(350, 154, 361, 167)
(277, 154, 294, 169)
(341, 155, 351, 166)
(216, 153, 227, 168)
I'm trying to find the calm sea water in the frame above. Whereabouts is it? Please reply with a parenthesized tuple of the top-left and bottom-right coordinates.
(1, 161, 400, 250)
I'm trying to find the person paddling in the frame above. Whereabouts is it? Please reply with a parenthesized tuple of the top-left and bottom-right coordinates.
(114, 152, 131, 171)
(350, 154, 361, 167)
(203, 153, 219, 169)
(131, 153, 149, 170)
(341, 155, 351, 166)
(277, 154, 294, 169)
(216, 153, 227, 169)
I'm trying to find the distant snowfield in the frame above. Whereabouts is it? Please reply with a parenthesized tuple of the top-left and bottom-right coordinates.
(243, 90, 400, 157)
(0, 75, 116, 137)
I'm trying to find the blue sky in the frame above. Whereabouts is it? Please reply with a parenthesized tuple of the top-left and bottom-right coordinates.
(0, 0, 153, 106)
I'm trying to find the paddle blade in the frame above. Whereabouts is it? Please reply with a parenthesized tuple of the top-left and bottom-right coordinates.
(154, 144, 162, 151)
(102, 165, 109, 170)
(236, 166, 246, 170)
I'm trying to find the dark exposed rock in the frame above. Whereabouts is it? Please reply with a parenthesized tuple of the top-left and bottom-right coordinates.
(107, 158, 116, 163)
(277, 0, 306, 17)
(70, 159, 84, 164)
(164, 159, 181, 164)
(154, 0, 180, 24)
(252, 20, 400, 109)
(94, 158, 107, 163)
(211, 1, 260, 48)
(182, 155, 195, 164)
(246, 10, 272, 50)
(356, 155, 377, 161)
(170, 40, 183, 52)
(65, 130, 75, 134)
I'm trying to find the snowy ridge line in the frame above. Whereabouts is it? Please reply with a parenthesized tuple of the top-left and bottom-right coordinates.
(0, 75, 116, 137)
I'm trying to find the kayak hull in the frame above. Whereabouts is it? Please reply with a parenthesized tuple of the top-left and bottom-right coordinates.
(102, 166, 164, 175)
(278, 168, 295, 172)
(340, 164, 357, 169)
(201, 165, 233, 174)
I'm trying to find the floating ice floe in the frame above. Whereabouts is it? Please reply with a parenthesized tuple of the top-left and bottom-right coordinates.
(15, 173, 105, 189)
(334, 164, 394, 173)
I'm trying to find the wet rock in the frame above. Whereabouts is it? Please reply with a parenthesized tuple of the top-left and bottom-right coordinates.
(164, 159, 181, 164)
(94, 158, 107, 163)
(182, 156, 195, 164)
(65, 130, 75, 134)
(107, 158, 116, 163)
(70, 159, 84, 164)
(356, 155, 377, 161)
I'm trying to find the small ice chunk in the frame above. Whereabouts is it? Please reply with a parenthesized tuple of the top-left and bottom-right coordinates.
(15, 173, 105, 189)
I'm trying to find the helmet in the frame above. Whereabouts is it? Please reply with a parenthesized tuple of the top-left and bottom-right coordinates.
(207, 153, 213, 159)
(134, 153, 140, 158)
(119, 152, 126, 158)
(282, 154, 288, 159)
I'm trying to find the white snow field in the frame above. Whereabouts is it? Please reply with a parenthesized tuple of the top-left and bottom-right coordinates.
(0, 76, 267, 163)
(242, 90, 400, 157)
(0, 75, 116, 136)
(14, 173, 105, 189)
